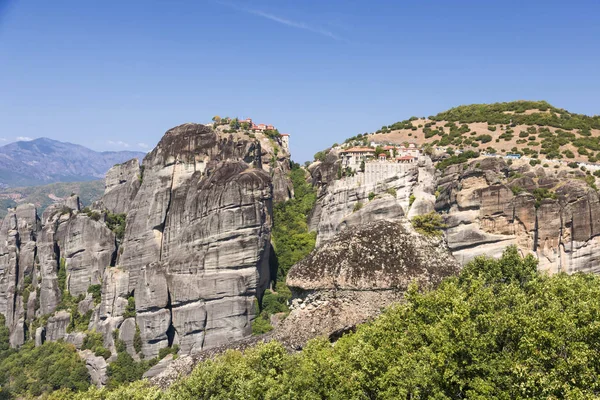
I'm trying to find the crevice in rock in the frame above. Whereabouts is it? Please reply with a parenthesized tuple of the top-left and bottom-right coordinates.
(10, 229, 21, 328)
(166, 290, 175, 347)
(533, 210, 539, 252)
(158, 161, 177, 261)
(109, 244, 118, 268)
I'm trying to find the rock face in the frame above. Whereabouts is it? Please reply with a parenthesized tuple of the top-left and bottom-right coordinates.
(0, 123, 284, 366)
(281, 219, 460, 347)
(111, 123, 273, 358)
(79, 349, 108, 387)
(0, 203, 40, 347)
(309, 153, 420, 246)
(101, 158, 141, 214)
(436, 157, 600, 274)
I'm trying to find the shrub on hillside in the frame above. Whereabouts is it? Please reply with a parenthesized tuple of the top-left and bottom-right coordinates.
(411, 212, 447, 237)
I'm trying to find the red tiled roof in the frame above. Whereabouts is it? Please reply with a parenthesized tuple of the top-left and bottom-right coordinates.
(396, 156, 415, 160)
(280, 133, 290, 136)
(342, 147, 375, 153)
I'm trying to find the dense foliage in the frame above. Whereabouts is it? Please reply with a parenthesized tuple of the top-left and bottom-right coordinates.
(272, 164, 317, 281)
(253, 163, 317, 333)
(0, 332, 90, 399)
(411, 212, 447, 236)
(430, 100, 600, 131)
(435, 150, 479, 170)
(105, 212, 127, 241)
(51, 246, 600, 399)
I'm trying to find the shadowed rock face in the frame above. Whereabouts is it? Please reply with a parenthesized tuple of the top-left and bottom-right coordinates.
(102, 123, 274, 359)
(0, 123, 280, 361)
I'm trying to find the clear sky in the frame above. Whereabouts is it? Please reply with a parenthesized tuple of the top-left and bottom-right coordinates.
(1, 0, 599, 162)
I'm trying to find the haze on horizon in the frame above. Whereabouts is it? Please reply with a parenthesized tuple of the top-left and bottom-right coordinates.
(0, 0, 599, 162)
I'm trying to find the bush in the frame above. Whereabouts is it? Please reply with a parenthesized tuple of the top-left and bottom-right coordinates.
(87, 284, 101, 305)
(368, 192, 376, 201)
(353, 202, 363, 212)
(82, 332, 104, 351)
(158, 345, 180, 360)
(533, 188, 557, 208)
(436, 150, 479, 170)
(475, 134, 492, 143)
(411, 212, 446, 237)
(123, 296, 136, 319)
(386, 188, 397, 197)
(133, 325, 142, 354)
(106, 351, 147, 389)
(94, 347, 112, 360)
(563, 149, 575, 159)
(105, 212, 127, 241)
(252, 313, 274, 335)
(314, 150, 328, 162)
(409, 194, 416, 206)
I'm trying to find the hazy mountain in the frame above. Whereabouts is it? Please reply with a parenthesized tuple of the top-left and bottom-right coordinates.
(0, 137, 145, 187)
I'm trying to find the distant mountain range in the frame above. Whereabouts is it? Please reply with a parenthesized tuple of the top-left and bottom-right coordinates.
(0, 138, 146, 187)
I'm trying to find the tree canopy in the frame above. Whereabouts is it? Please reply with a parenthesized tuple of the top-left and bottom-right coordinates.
(50, 246, 600, 399)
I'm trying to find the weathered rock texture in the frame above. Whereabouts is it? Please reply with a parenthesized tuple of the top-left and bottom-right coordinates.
(100, 158, 141, 214)
(79, 349, 108, 387)
(112, 123, 274, 358)
(436, 157, 600, 274)
(0, 123, 284, 366)
(281, 219, 460, 347)
(309, 152, 422, 246)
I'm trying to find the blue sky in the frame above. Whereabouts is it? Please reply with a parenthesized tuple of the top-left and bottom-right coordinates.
(1, 0, 599, 162)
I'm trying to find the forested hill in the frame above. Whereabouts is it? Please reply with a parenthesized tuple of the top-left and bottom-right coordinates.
(338, 101, 600, 164)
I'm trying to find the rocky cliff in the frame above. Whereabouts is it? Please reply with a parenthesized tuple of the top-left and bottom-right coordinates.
(0, 123, 288, 366)
(278, 219, 460, 347)
(307, 151, 436, 246)
(436, 156, 600, 274)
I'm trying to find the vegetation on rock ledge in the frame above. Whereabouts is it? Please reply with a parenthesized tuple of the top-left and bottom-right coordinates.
(253, 162, 317, 334)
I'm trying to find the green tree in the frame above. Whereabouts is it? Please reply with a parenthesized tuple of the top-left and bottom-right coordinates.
(411, 212, 447, 236)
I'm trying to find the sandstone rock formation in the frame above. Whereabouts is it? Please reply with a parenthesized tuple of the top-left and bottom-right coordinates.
(280, 219, 460, 347)
(309, 153, 419, 246)
(100, 158, 141, 214)
(79, 349, 108, 387)
(436, 157, 600, 274)
(112, 123, 273, 358)
(0, 123, 285, 368)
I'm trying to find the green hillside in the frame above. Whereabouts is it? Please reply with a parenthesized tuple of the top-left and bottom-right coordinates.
(0, 180, 105, 219)
(360, 101, 600, 164)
